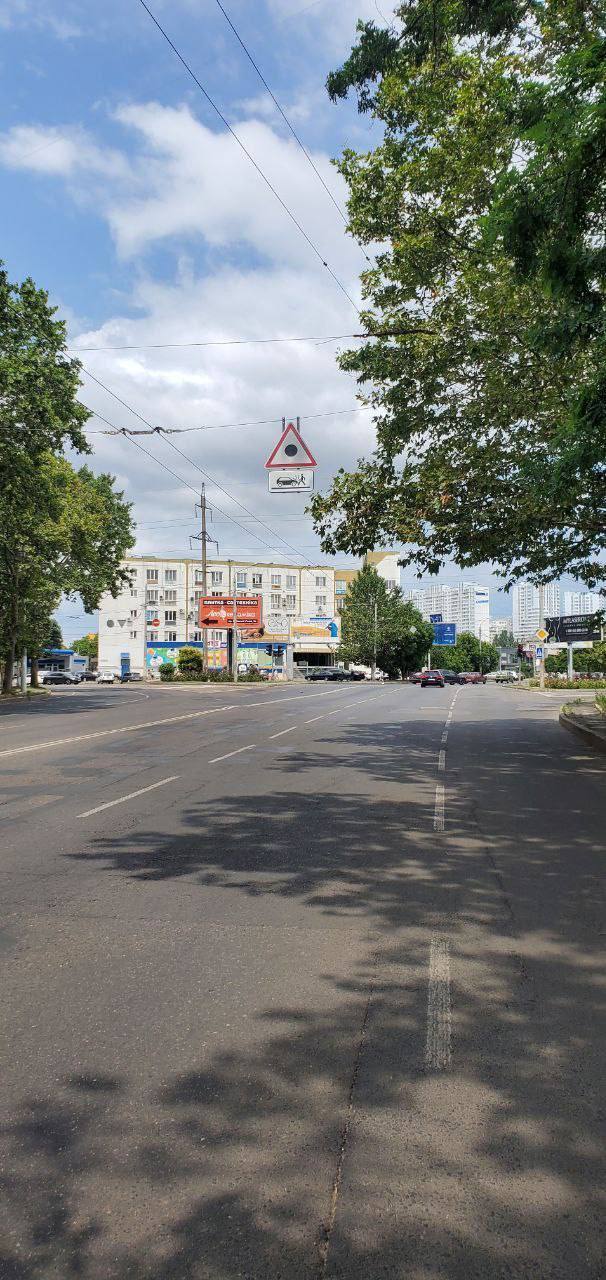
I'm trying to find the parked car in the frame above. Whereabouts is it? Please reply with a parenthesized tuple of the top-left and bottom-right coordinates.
(409, 671, 424, 684)
(97, 670, 116, 684)
(326, 669, 352, 681)
(348, 670, 366, 681)
(39, 671, 79, 685)
(439, 669, 466, 685)
(460, 671, 487, 685)
(305, 669, 331, 681)
(495, 669, 518, 683)
(79, 670, 98, 682)
(120, 671, 144, 683)
(421, 670, 445, 688)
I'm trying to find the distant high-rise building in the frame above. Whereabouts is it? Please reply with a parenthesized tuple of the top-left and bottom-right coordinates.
(489, 616, 513, 640)
(512, 582, 560, 639)
(563, 590, 604, 615)
(402, 581, 490, 639)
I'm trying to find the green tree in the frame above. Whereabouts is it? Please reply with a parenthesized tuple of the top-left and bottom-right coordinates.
(493, 629, 515, 649)
(545, 652, 567, 674)
(0, 265, 134, 692)
(431, 631, 499, 673)
(311, 3, 606, 588)
(177, 646, 205, 677)
(73, 634, 98, 662)
(339, 565, 434, 677)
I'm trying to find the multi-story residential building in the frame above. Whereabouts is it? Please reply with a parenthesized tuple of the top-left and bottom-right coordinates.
(563, 590, 604, 615)
(98, 556, 348, 675)
(402, 580, 490, 639)
(512, 581, 560, 639)
(489, 616, 514, 640)
(364, 550, 401, 592)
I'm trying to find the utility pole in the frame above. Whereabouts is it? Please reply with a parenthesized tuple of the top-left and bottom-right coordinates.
(200, 485, 208, 670)
(21, 648, 27, 694)
(371, 597, 378, 681)
(538, 583, 546, 690)
(232, 594, 239, 682)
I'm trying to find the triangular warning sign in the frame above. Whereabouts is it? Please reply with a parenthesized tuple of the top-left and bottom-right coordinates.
(265, 421, 317, 468)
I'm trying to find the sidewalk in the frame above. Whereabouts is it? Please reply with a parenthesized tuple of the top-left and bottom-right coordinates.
(559, 701, 606, 753)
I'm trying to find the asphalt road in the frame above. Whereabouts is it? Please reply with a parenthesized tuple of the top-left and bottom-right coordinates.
(0, 681, 604, 1279)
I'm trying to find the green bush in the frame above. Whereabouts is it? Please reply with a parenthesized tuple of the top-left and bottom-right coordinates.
(177, 646, 205, 676)
(596, 694, 606, 716)
(158, 662, 175, 681)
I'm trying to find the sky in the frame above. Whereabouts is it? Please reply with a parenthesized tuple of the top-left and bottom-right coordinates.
(1, 0, 582, 641)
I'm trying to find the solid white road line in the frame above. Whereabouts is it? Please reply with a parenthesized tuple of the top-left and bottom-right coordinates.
(433, 691, 458, 830)
(208, 743, 256, 764)
(268, 726, 297, 739)
(425, 936, 452, 1071)
(0, 705, 235, 760)
(78, 775, 179, 818)
(438, 749, 446, 773)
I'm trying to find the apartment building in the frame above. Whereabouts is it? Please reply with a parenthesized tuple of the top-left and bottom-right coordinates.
(489, 616, 514, 640)
(402, 580, 490, 639)
(563, 590, 604, 615)
(98, 556, 346, 674)
(512, 581, 560, 640)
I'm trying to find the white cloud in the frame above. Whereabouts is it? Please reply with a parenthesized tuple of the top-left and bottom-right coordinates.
(0, 1, 82, 37)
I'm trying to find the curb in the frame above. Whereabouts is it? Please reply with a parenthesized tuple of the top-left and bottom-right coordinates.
(559, 708, 606, 754)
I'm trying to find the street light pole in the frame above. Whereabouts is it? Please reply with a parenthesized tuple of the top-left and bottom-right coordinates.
(538, 583, 546, 690)
(371, 596, 378, 681)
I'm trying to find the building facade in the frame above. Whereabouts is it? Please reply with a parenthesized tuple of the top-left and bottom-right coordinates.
(512, 582, 560, 639)
(563, 590, 603, 615)
(489, 616, 514, 640)
(98, 556, 348, 674)
(401, 581, 490, 639)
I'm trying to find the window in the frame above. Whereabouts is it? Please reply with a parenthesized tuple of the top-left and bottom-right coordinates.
(236, 571, 247, 589)
(271, 593, 282, 610)
(146, 568, 158, 582)
(194, 590, 204, 603)
(315, 596, 327, 612)
(386, 578, 397, 591)
(211, 591, 222, 597)
(271, 573, 281, 587)
(130, 608, 138, 619)
(192, 631, 201, 642)
(164, 609, 177, 623)
(315, 575, 327, 588)
(130, 630, 138, 639)
(285, 594, 296, 612)
(335, 580, 347, 596)
(164, 589, 177, 603)
(130, 588, 138, 598)
(210, 630, 223, 645)
(211, 570, 223, 586)
(146, 591, 158, 605)
(286, 574, 296, 590)
(165, 569, 177, 582)
(165, 631, 177, 642)
(195, 570, 205, 584)
(252, 572, 262, 587)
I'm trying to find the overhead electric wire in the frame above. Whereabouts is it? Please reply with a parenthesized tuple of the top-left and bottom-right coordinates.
(123, 432, 304, 559)
(212, 0, 372, 264)
(81, 367, 315, 563)
(71, 332, 363, 352)
(137, 0, 360, 314)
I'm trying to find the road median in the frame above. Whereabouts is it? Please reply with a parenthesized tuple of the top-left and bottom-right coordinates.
(559, 701, 606, 754)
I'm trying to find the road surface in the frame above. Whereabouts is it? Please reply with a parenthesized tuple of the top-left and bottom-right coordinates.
(0, 680, 604, 1278)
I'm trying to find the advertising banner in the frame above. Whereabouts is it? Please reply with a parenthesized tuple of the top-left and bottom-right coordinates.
(198, 595, 262, 629)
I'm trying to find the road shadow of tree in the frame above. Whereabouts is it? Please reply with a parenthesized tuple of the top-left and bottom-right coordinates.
(1, 713, 604, 1276)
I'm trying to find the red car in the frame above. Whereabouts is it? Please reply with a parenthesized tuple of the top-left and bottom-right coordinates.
(421, 670, 445, 688)
(461, 671, 487, 685)
(409, 671, 425, 683)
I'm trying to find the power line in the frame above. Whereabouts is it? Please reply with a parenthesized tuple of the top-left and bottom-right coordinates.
(81, 370, 315, 562)
(71, 332, 363, 352)
(137, 0, 360, 314)
(212, 0, 372, 264)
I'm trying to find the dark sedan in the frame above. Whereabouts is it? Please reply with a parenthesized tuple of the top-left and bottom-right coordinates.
(421, 670, 445, 688)
(439, 669, 466, 685)
(40, 671, 78, 685)
(120, 671, 144, 683)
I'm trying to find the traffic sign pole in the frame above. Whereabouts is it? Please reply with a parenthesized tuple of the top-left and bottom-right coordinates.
(538, 584, 545, 690)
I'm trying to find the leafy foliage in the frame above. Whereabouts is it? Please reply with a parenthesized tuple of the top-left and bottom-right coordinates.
(338, 565, 434, 676)
(0, 264, 134, 691)
(73, 634, 98, 661)
(431, 630, 499, 673)
(176, 646, 205, 676)
(311, 1, 606, 588)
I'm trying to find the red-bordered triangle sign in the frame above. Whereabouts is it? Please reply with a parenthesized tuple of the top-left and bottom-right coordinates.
(265, 421, 317, 469)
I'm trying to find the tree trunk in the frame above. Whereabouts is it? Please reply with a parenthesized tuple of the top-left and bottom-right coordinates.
(1, 587, 19, 695)
(31, 656, 39, 688)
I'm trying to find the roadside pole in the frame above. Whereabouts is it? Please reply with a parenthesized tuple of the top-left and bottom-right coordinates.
(567, 642, 574, 680)
(21, 649, 27, 694)
(538, 584, 546, 690)
(232, 595, 239, 683)
(200, 486, 208, 671)
(371, 597, 378, 681)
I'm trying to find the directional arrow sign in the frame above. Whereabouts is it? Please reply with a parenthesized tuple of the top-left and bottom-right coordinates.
(266, 420, 316, 469)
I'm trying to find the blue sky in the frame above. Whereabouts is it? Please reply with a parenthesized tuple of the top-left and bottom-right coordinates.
(1, 0, 585, 640)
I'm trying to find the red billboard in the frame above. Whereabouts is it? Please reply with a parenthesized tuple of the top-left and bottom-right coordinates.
(198, 595, 262, 630)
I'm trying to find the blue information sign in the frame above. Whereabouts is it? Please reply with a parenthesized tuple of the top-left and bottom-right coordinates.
(433, 622, 457, 646)
(429, 613, 443, 624)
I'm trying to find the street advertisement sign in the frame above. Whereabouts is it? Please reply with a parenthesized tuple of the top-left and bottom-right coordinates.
(433, 621, 457, 646)
(546, 614, 601, 642)
(291, 616, 339, 642)
(429, 613, 443, 623)
(268, 469, 314, 492)
(198, 595, 262, 629)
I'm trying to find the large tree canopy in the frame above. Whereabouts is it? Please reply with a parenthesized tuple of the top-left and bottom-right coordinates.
(311, 1, 606, 588)
(0, 265, 134, 691)
(339, 565, 435, 676)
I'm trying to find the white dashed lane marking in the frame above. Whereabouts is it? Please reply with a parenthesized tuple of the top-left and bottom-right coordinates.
(78, 775, 180, 818)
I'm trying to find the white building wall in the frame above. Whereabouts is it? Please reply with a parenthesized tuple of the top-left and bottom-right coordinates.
(512, 582, 560, 639)
(402, 581, 490, 639)
(563, 590, 603, 615)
